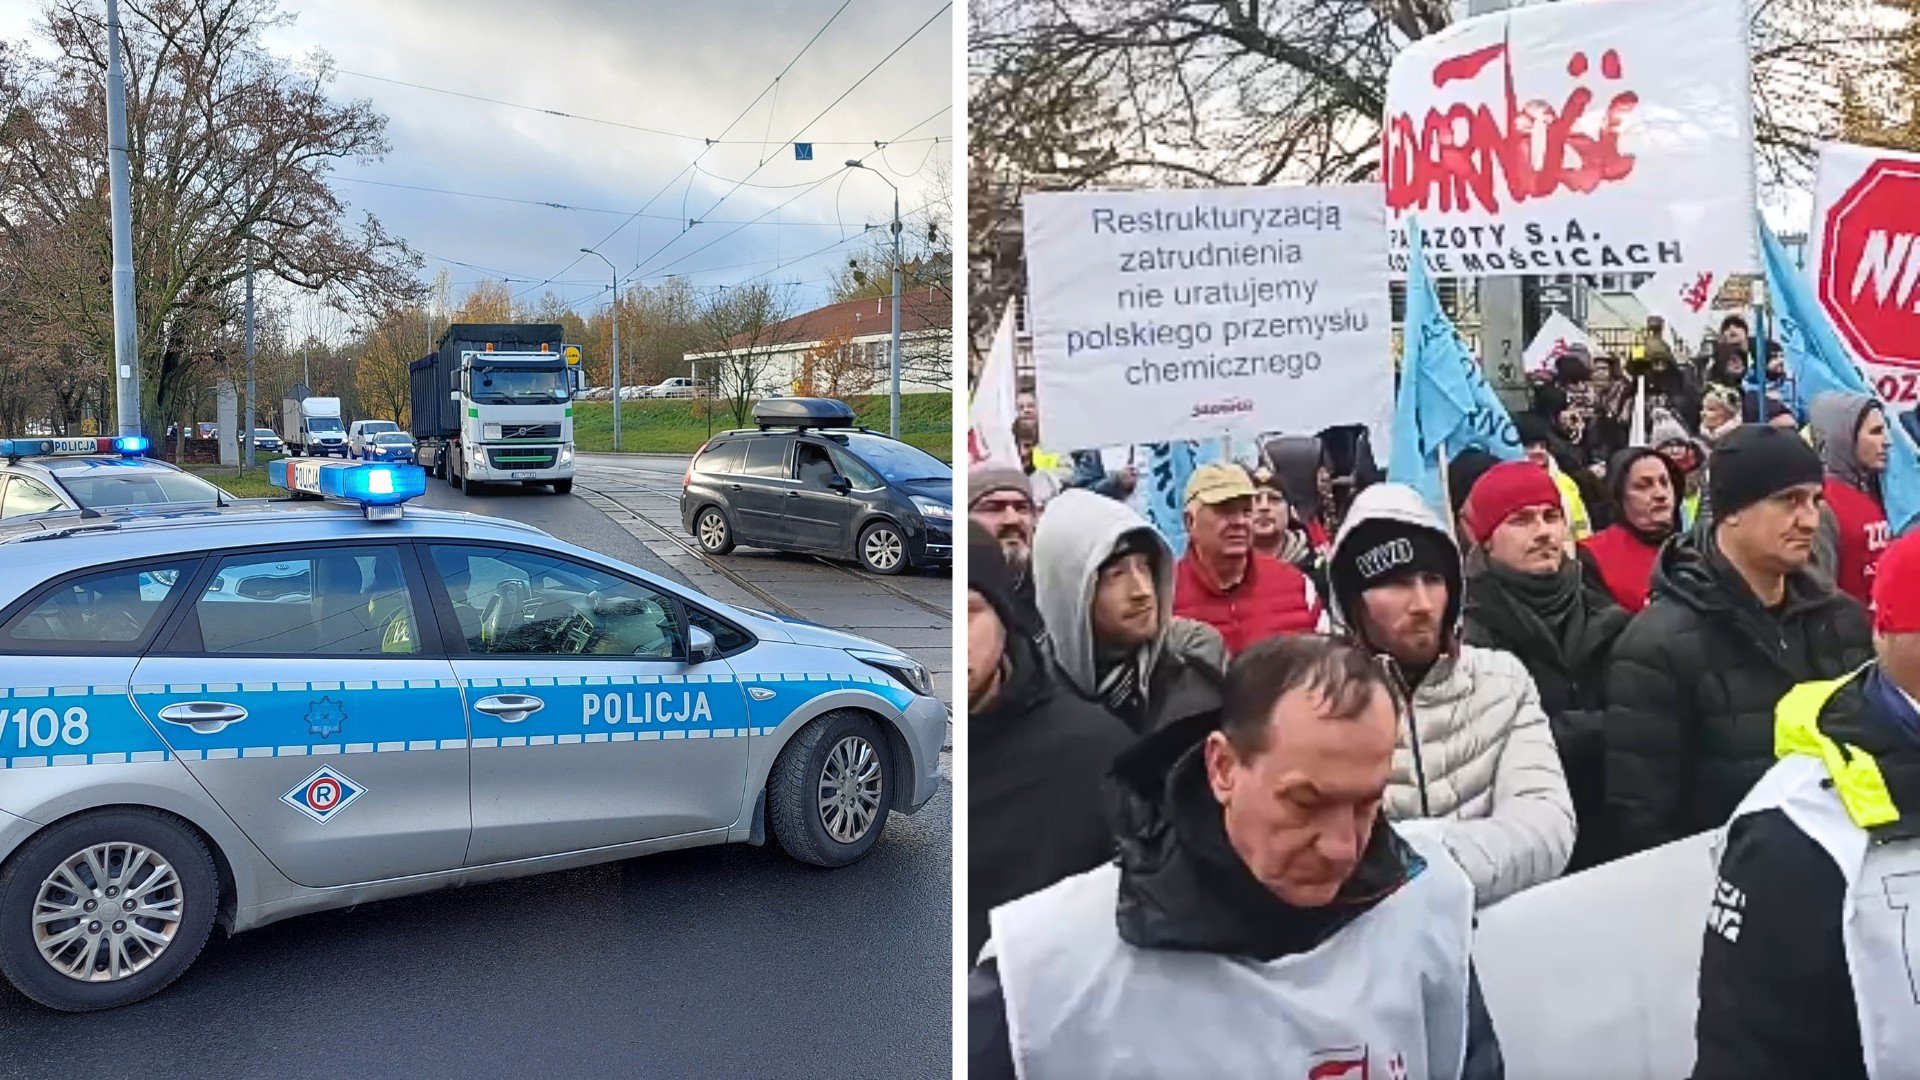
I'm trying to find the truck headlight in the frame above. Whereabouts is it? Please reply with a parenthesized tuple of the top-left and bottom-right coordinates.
(910, 496, 951, 521)
(483, 423, 502, 440)
(847, 649, 935, 697)
(560, 445, 574, 465)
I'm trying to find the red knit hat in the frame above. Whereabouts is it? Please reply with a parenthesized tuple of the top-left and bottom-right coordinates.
(1873, 529, 1920, 634)
(1463, 461, 1561, 546)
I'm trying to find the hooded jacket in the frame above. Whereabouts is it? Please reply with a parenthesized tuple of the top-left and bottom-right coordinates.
(968, 525, 1136, 964)
(968, 713, 1507, 1080)
(1578, 448, 1683, 614)
(1328, 483, 1576, 905)
(1602, 529, 1873, 856)
(1032, 489, 1225, 735)
(1808, 391, 1888, 604)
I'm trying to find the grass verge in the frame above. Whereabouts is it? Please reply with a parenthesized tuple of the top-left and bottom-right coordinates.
(572, 392, 951, 460)
(182, 462, 286, 499)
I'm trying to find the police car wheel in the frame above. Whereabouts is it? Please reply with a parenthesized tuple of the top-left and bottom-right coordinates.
(695, 507, 736, 555)
(0, 809, 219, 1012)
(766, 710, 891, 867)
(856, 522, 908, 576)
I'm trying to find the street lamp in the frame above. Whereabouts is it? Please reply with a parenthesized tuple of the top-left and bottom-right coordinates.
(580, 248, 622, 451)
(845, 160, 902, 440)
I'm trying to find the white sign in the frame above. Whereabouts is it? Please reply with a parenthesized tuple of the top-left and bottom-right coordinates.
(1382, 0, 1756, 279)
(968, 304, 1021, 466)
(1634, 264, 1737, 351)
(1809, 141, 1920, 408)
(1522, 311, 1596, 375)
(1023, 185, 1392, 452)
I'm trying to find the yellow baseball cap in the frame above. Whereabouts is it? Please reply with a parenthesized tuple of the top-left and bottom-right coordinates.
(1184, 462, 1257, 506)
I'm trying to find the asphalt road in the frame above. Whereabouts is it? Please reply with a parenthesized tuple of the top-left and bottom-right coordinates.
(0, 454, 954, 1080)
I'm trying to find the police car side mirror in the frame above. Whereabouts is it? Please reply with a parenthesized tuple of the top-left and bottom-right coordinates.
(688, 625, 717, 664)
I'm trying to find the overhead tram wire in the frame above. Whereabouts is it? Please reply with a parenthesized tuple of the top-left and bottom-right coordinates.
(337, 174, 872, 225)
(621, 3, 952, 284)
(517, 0, 862, 304)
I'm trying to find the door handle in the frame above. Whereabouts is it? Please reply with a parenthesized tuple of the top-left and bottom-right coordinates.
(785, 491, 801, 498)
(474, 694, 544, 723)
(157, 702, 248, 735)
(727, 483, 743, 491)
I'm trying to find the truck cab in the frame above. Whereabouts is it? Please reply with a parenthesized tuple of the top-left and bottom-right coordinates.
(411, 327, 576, 496)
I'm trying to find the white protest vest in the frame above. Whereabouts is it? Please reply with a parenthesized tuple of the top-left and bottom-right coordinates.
(1729, 754, 1920, 1080)
(988, 826, 1474, 1080)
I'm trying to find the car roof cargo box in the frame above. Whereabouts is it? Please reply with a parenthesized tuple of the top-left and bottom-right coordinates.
(753, 398, 857, 431)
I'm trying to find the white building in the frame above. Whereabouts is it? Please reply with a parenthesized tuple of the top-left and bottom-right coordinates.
(685, 289, 951, 399)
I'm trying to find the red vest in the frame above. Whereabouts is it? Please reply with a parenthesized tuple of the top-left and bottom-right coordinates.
(1173, 551, 1320, 656)
(1580, 524, 1661, 614)
(1824, 476, 1890, 605)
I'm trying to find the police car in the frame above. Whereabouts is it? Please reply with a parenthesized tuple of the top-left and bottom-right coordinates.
(0, 459, 946, 1011)
(0, 437, 227, 521)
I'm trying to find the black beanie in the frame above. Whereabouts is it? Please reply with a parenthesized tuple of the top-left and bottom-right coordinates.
(1708, 424, 1824, 519)
(1331, 517, 1461, 638)
(1512, 410, 1554, 448)
(1447, 448, 1500, 519)
(969, 521, 1042, 640)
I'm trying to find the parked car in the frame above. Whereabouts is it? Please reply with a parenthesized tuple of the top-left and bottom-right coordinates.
(195, 423, 218, 440)
(679, 398, 951, 576)
(1, 437, 227, 521)
(346, 419, 401, 458)
(649, 378, 707, 399)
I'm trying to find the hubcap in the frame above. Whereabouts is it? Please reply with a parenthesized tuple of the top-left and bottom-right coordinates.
(863, 528, 903, 571)
(817, 735, 883, 844)
(699, 512, 726, 549)
(33, 842, 184, 983)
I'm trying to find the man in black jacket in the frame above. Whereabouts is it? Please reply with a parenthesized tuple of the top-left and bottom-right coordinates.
(1605, 425, 1873, 857)
(967, 523, 1134, 964)
(1694, 530, 1920, 1080)
(969, 635, 1503, 1079)
(1460, 461, 1630, 872)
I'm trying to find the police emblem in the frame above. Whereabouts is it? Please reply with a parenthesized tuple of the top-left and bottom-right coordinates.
(305, 696, 347, 739)
(281, 766, 364, 824)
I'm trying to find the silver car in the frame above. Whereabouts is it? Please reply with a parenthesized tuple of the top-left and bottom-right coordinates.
(0, 462, 946, 1011)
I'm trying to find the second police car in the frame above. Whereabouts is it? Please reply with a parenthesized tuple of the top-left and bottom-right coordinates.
(0, 437, 230, 521)
(0, 458, 947, 1011)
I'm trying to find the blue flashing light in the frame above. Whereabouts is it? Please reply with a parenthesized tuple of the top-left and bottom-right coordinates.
(113, 436, 149, 455)
(269, 459, 426, 516)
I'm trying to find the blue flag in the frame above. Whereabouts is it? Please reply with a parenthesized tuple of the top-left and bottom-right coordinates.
(1388, 221, 1524, 517)
(1760, 218, 1920, 535)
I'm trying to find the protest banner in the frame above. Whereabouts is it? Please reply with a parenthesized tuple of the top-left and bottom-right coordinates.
(1634, 265, 1739, 353)
(1522, 311, 1596, 375)
(1475, 831, 1716, 1080)
(1808, 142, 1920, 408)
(1023, 185, 1392, 453)
(968, 304, 1021, 466)
(1382, 0, 1756, 280)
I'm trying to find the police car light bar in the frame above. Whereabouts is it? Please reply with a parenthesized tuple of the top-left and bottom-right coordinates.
(0, 436, 149, 459)
(269, 459, 426, 521)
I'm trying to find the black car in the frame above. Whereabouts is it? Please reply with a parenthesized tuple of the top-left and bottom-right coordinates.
(680, 398, 952, 575)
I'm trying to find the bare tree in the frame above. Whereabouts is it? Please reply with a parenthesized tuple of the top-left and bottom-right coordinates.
(692, 284, 801, 427)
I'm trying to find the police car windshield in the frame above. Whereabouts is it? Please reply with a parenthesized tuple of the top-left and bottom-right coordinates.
(308, 416, 344, 432)
(472, 366, 569, 404)
(57, 469, 224, 509)
(837, 433, 951, 484)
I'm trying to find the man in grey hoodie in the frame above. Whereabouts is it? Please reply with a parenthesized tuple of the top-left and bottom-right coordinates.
(1032, 489, 1227, 735)
(1326, 482, 1576, 906)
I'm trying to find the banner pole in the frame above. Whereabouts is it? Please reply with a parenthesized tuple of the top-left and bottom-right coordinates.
(1437, 438, 1456, 542)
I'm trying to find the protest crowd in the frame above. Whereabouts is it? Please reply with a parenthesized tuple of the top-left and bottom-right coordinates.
(968, 301, 1920, 1077)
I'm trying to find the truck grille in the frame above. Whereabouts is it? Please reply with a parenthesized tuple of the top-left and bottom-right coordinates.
(486, 447, 557, 470)
(502, 423, 561, 440)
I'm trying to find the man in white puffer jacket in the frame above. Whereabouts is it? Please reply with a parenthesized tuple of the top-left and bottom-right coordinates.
(1328, 482, 1575, 906)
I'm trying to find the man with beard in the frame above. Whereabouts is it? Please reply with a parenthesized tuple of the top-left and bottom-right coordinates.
(1173, 463, 1322, 655)
(1032, 489, 1225, 735)
(1327, 483, 1575, 905)
(1606, 425, 1874, 856)
(1579, 448, 1683, 614)
(967, 523, 1133, 964)
(968, 464, 1037, 605)
(1808, 391, 1893, 605)
(970, 635, 1504, 1079)
(1461, 462, 1631, 873)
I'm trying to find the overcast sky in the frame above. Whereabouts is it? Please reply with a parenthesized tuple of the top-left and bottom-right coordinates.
(0, 0, 954, 320)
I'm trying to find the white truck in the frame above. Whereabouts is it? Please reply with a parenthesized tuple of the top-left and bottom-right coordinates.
(282, 388, 348, 457)
(409, 323, 576, 495)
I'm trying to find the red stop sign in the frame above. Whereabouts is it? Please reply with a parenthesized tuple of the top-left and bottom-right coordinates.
(1820, 158, 1920, 370)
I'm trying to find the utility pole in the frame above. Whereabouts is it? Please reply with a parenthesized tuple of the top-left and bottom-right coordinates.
(847, 160, 903, 438)
(580, 249, 622, 451)
(105, 0, 142, 436)
(1465, 0, 1529, 410)
(244, 237, 256, 467)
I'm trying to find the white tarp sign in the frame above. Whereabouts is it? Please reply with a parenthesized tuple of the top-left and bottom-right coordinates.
(1382, 0, 1756, 280)
(1023, 185, 1392, 452)
(1808, 142, 1920, 409)
(1474, 831, 1718, 1080)
(968, 304, 1021, 466)
(1522, 311, 1596, 375)
(1635, 264, 1738, 353)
